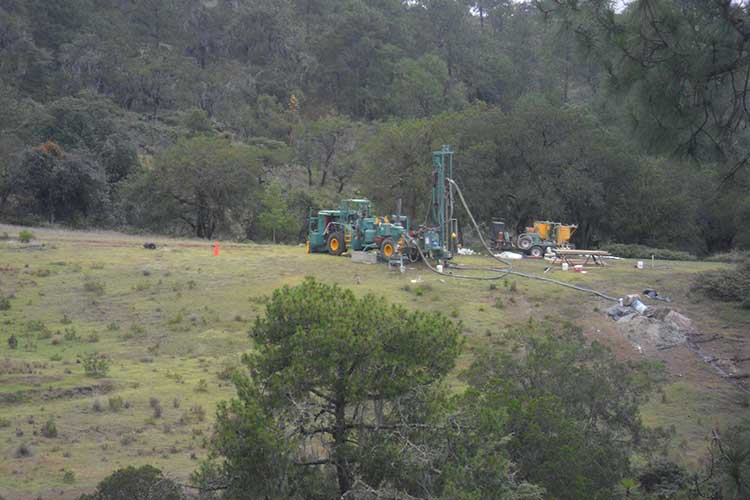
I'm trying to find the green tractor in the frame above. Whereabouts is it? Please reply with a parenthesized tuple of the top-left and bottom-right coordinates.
(306, 199, 410, 260)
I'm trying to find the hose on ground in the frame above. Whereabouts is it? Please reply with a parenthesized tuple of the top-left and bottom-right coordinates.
(403, 177, 618, 301)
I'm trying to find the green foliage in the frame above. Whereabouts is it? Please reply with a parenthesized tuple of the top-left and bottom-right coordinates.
(602, 243, 697, 261)
(18, 229, 33, 243)
(205, 277, 475, 498)
(7, 334, 17, 349)
(692, 259, 750, 303)
(127, 135, 262, 239)
(62, 469, 75, 484)
(0, 296, 10, 311)
(80, 352, 110, 377)
(0, 0, 747, 254)
(462, 324, 661, 499)
(256, 182, 299, 243)
(75, 465, 184, 500)
(41, 417, 58, 438)
(108, 396, 123, 412)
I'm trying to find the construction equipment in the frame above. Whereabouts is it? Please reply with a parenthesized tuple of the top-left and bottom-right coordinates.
(306, 199, 409, 260)
(516, 221, 577, 257)
(492, 220, 577, 257)
(307, 146, 458, 265)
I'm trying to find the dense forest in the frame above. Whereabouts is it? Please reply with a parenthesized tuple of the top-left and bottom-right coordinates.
(2, 0, 750, 254)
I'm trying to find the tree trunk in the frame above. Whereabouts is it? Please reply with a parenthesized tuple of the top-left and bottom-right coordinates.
(333, 365, 351, 496)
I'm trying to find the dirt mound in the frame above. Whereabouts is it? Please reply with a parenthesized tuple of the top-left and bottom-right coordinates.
(614, 307, 695, 352)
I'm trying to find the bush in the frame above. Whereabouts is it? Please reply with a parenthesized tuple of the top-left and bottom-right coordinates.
(601, 243, 697, 261)
(83, 279, 105, 294)
(63, 327, 78, 341)
(41, 417, 58, 438)
(0, 417, 10, 427)
(706, 250, 750, 263)
(92, 399, 104, 412)
(62, 469, 76, 484)
(80, 352, 110, 377)
(77, 465, 184, 500)
(0, 296, 10, 311)
(14, 443, 32, 458)
(150, 397, 162, 418)
(195, 379, 209, 392)
(108, 396, 124, 412)
(120, 433, 136, 446)
(87, 333, 99, 343)
(18, 230, 34, 243)
(691, 258, 750, 302)
(8, 334, 17, 349)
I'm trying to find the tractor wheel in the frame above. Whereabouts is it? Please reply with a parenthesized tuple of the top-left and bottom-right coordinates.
(529, 246, 544, 258)
(380, 238, 395, 259)
(517, 235, 533, 251)
(408, 245, 421, 262)
(327, 232, 345, 256)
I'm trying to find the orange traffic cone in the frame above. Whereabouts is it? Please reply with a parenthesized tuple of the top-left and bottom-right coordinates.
(214, 240, 219, 256)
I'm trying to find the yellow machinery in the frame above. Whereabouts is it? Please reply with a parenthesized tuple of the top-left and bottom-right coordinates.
(517, 221, 577, 256)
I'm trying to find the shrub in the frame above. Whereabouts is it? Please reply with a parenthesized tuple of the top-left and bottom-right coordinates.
(108, 396, 124, 412)
(18, 230, 34, 243)
(8, 334, 17, 349)
(217, 364, 238, 381)
(0, 417, 10, 427)
(191, 404, 206, 422)
(83, 279, 105, 294)
(706, 250, 750, 263)
(81, 352, 110, 377)
(150, 397, 163, 418)
(120, 433, 136, 446)
(41, 417, 58, 438)
(601, 243, 697, 261)
(62, 469, 75, 484)
(87, 333, 99, 343)
(50, 353, 62, 361)
(691, 258, 750, 303)
(25, 319, 48, 334)
(81, 465, 183, 500)
(61, 313, 72, 324)
(0, 296, 10, 311)
(63, 327, 78, 341)
(14, 443, 31, 458)
(92, 399, 104, 412)
(195, 379, 209, 392)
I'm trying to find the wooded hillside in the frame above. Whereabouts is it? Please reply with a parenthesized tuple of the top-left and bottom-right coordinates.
(2, 0, 749, 254)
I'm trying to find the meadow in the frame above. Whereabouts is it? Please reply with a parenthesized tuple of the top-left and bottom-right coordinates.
(0, 225, 748, 499)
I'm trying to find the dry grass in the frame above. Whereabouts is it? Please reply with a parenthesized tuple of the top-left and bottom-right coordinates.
(0, 224, 748, 498)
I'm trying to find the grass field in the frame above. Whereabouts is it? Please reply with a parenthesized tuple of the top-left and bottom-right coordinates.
(1, 224, 749, 499)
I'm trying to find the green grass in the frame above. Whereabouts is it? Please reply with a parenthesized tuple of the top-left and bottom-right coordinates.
(0, 226, 748, 498)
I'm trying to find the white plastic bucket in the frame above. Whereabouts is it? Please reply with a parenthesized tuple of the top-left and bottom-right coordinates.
(561, 262, 569, 271)
(636, 261, 644, 269)
(436, 264, 443, 273)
